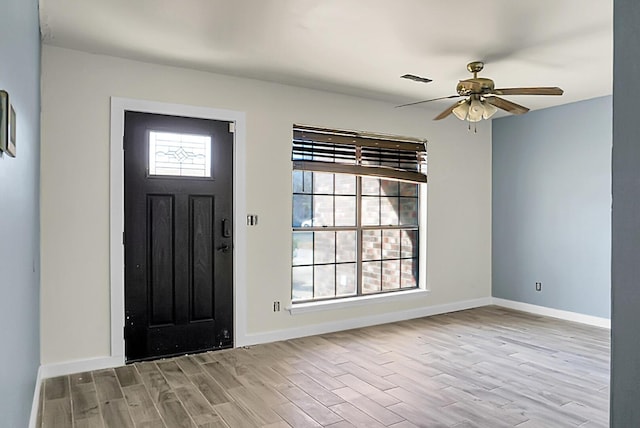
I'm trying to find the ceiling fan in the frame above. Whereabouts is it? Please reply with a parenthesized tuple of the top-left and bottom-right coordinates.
(398, 61, 564, 122)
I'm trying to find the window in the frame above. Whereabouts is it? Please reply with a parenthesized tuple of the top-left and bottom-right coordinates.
(148, 130, 212, 177)
(292, 125, 426, 303)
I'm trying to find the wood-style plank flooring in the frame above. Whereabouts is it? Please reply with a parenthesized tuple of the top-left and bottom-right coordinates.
(37, 306, 610, 427)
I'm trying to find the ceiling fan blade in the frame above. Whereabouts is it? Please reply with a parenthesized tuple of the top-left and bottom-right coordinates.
(401, 74, 433, 84)
(485, 96, 530, 115)
(434, 100, 466, 120)
(395, 94, 461, 108)
(493, 87, 564, 96)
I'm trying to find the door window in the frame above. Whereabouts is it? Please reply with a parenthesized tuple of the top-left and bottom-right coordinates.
(148, 130, 212, 177)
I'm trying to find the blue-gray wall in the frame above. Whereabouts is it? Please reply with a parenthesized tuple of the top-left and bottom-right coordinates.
(611, 0, 640, 424)
(0, 0, 41, 426)
(492, 96, 611, 318)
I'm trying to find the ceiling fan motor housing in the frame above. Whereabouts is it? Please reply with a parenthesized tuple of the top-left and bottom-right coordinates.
(457, 78, 495, 96)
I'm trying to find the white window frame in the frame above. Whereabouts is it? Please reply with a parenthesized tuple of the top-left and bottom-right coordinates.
(289, 180, 428, 314)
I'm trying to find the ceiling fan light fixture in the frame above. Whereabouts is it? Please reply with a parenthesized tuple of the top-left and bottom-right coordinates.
(468, 98, 483, 122)
(482, 101, 498, 119)
(452, 100, 469, 120)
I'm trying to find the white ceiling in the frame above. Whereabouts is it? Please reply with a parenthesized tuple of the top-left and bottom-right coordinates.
(39, 0, 613, 117)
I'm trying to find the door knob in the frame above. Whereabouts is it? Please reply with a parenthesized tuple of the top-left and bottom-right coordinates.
(217, 245, 230, 253)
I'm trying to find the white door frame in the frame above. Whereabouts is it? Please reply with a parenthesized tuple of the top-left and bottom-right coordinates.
(109, 97, 248, 365)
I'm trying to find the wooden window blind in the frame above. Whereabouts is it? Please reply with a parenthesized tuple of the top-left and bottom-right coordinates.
(292, 125, 427, 183)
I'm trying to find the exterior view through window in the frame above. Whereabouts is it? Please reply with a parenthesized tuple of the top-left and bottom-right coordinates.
(291, 125, 427, 303)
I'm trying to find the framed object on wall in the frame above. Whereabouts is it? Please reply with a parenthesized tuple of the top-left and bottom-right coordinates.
(6, 103, 15, 157)
(0, 90, 7, 154)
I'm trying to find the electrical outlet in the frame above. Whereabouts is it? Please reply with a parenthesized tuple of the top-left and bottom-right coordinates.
(273, 301, 281, 312)
(535, 282, 542, 292)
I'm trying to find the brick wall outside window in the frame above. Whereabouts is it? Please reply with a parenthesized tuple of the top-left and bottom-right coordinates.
(292, 171, 420, 302)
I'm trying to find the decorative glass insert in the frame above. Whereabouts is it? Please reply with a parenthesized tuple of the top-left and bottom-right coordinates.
(149, 131, 212, 177)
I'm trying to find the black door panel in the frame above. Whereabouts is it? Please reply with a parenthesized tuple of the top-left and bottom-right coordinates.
(124, 111, 233, 362)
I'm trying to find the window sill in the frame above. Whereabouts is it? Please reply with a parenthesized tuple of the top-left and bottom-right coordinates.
(287, 288, 430, 315)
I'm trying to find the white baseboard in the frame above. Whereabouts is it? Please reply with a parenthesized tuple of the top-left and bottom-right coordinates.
(40, 356, 124, 379)
(491, 297, 611, 329)
(28, 365, 43, 428)
(238, 297, 492, 347)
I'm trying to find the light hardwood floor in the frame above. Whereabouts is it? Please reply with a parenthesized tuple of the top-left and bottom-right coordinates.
(37, 306, 610, 427)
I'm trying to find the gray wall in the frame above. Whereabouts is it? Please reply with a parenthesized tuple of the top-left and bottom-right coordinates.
(0, 0, 41, 425)
(492, 96, 611, 318)
(611, 0, 640, 425)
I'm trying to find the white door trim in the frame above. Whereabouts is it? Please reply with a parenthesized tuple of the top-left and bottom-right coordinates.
(110, 97, 247, 365)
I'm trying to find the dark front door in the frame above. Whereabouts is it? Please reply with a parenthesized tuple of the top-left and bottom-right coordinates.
(124, 111, 234, 362)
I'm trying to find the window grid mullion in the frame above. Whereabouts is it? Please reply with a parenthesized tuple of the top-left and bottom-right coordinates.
(334, 230, 337, 298)
(312, 231, 316, 299)
(311, 171, 316, 299)
(399, 228, 403, 288)
(378, 180, 382, 293)
(332, 174, 336, 227)
(360, 225, 419, 230)
(293, 226, 358, 232)
(356, 176, 363, 296)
